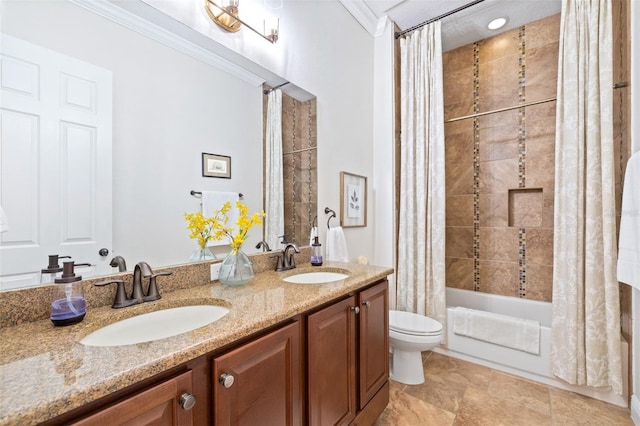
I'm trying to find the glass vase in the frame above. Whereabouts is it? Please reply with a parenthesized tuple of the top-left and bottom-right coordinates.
(218, 249, 255, 287)
(189, 246, 216, 262)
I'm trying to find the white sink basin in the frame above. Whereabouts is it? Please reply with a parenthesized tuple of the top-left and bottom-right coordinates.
(80, 305, 230, 347)
(283, 271, 348, 284)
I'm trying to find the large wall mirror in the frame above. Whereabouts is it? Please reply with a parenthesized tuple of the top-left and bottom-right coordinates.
(0, 0, 317, 290)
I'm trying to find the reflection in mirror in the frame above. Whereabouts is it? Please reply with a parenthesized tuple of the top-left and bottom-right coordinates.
(0, 0, 316, 290)
(262, 85, 317, 250)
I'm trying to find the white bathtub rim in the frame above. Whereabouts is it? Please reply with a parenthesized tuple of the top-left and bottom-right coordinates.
(442, 287, 628, 409)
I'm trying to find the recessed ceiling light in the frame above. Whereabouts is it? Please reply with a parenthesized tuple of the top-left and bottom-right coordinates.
(487, 17, 508, 30)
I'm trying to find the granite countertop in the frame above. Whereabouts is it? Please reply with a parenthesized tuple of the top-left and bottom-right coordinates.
(0, 262, 393, 425)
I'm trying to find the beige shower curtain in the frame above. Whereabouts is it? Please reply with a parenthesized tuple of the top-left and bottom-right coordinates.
(551, 0, 622, 394)
(265, 89, 284, 249)
(397, 21, 446, 328)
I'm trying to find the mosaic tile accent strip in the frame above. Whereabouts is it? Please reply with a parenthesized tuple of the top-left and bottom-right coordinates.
(518, 227, 527, 297)
(291, 99, 297, 237)
(518, 25, 527, 298)
(518, 25, 527, 189)
(473, 41, 481, 292)
(307, 100, 313, 225)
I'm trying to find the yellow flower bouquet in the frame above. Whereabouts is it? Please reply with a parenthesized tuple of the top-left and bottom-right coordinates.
(210, 201, 265, 253)
(184, 201, 265, 286)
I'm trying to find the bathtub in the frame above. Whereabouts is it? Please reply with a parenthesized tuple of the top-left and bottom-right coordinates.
(434, 288, 628, 408)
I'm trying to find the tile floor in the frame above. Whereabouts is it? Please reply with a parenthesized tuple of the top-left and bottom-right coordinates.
(375, 352, 633, 425)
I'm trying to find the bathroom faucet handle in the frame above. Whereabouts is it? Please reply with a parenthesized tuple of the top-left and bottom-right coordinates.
(144, 272, 171, 302)
(95, 279, 137, 309)
(270, 252, 285, 272)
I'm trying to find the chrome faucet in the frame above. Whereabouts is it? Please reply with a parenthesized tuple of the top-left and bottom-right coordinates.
(255, 240, 271, 252)
(109, 255, 127, 272)
(282, 243, 300, 270)
(271, 243, 300, 272)
(95, 261, 171, 308)
(132, 261, 152, 302)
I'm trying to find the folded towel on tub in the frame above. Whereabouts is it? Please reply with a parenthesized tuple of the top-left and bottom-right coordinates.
(453, 307, 540, 355)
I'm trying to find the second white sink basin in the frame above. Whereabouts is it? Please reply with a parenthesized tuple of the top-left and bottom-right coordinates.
(283, 271, 348, 284)
(80, 305, 230, 347)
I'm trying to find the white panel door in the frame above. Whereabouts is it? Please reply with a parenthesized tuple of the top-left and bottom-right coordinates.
(0, 34, 112, 289)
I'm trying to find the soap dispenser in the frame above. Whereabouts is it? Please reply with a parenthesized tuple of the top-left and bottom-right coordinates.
(311, 236, 323, 266)
(40, 254, 71, 284)
(50, 261, 89, 326)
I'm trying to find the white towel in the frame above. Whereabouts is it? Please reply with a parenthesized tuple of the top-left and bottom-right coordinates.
(201, 191, 240, 247)
(617, 151, 640, 289)
(325, 226, 349, 262)
(0, 206, 8, 233)
(453, 307, 540, 355)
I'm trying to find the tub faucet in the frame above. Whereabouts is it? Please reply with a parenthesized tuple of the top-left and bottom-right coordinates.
(282, 243, 300, 270)
(109, 255, 127, 272)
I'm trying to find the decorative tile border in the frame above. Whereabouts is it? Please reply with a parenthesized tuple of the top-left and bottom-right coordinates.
(473, 41, 481, 292)
(518, 25, 527, 298)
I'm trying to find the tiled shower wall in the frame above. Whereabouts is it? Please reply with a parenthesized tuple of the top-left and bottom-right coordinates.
(282, 95, 317, 245)
(262, 90, 318, 247)
(443, 14, 560, 302)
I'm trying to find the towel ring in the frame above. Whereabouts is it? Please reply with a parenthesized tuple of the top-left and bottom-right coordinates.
(324, 207, 337, 229)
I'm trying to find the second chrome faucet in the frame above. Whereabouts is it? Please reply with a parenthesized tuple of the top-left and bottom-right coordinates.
(272, 243, 300, 272)
(96, 261, 172, 309)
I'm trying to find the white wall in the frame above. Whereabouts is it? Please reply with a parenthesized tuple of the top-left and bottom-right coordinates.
(2, 1, 263, 268)
(138, 0, 378, 263)
(372, 18, 396, 303)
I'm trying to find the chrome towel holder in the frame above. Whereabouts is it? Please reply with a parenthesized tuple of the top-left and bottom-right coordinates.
(324, 207, 337, 229)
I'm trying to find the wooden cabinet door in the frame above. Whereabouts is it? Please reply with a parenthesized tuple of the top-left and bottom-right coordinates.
(213, 321, 301, 426)
(308, 296, 357, 426)
(71, 371, 194, 426)
(358, 280, 389, 409)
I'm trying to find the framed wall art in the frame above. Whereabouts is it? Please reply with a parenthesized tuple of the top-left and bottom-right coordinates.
(340, 171, 367, 228)
(202, 153, 231, 178)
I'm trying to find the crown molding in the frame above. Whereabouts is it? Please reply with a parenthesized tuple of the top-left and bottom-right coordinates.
(68, 0, 265, 86)
(339, 0, 387, 38)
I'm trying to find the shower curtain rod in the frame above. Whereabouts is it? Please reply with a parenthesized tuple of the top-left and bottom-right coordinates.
(283, 146, 317, 156)
(263, 81, 290, 95)
(445, 81, 629, 123)
(395, 0, 485, 39)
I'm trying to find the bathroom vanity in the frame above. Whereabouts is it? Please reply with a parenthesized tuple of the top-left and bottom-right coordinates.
(0, 261, 392, 425)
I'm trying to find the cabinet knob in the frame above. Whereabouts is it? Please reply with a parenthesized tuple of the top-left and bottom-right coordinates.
(219, 373, 235, 388)
(350, 306, 360, 314)
(362, 301, 371, 307)
(179, 393, 197, 410)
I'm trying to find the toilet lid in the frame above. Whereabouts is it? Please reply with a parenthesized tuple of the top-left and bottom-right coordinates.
(389, 310, 443, 336)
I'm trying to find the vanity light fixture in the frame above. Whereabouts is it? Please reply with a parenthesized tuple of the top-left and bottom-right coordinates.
(487, 17, 508, 30)
(205, 0, 279, 43)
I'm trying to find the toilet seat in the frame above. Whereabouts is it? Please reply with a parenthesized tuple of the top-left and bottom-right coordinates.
(389, 310, 443, 336)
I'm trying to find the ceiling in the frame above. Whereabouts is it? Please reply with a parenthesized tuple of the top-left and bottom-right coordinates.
(360, 0, 561, 51)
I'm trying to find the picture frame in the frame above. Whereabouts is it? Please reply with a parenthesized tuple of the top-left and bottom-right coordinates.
(202, 153, 231, 178)
(340, 171, 367, 228)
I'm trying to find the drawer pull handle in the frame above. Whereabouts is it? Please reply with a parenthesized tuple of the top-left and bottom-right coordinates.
(179, 393, 197, 410)
(350, 306, 360, 314)
(219, 373, 235, 388)
(362, 301, 371, 307)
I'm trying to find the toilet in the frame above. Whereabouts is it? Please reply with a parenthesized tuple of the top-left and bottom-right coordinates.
(389, 310, 444, 385)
